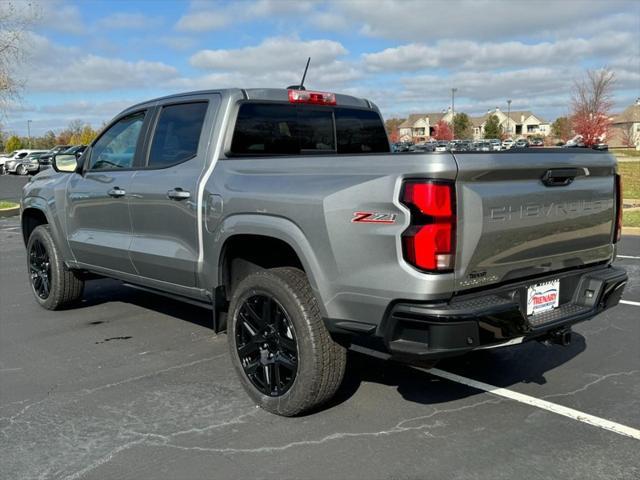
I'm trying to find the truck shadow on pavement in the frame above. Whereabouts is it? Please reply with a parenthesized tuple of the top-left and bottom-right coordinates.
(325, 337, 586, 412)
(78, 279, 214, 329)
(78, 278, 587, 414)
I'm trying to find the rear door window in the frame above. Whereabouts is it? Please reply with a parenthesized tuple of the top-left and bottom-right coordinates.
(230, 103, 389, 156)
(148, 102, 208, 168)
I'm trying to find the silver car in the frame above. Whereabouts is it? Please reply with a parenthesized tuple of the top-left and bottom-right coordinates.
(6, 151, 48, 174)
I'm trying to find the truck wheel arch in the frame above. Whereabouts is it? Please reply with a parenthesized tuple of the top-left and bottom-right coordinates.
(213, 215, 331, 330)
(21, 207, 49, 246)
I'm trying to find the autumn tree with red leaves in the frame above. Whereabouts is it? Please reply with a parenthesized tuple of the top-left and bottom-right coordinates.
(570, 69, 615, 147)
(433, 119, 453, 140)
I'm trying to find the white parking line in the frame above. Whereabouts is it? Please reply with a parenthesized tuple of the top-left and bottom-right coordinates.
(617, 255, 640, 260)
(428, 368, 640, 441)
(620, 300, 640, 307)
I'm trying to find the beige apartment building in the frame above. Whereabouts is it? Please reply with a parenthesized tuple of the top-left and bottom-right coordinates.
(471, 108, 550, 140)
(397, 106, 549, 142)
(608, 98, 640, 148)
(398, 109, 454, 142)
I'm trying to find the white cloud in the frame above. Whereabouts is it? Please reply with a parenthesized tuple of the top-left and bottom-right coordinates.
(22, 33, 179, 93)
(190, 37, 348, 73)
(175, 10, 229, 32)
(96, 12, 163, 29)
(336, 0, 637, 42)
(364, 33, 638, 72)
(38, 1, 87, 35)
(157, 35, 198, 51)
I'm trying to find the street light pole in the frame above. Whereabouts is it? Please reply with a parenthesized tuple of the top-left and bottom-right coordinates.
(27, 120, 32, 148)
(451, 88, 457, 139)
(506, 99, 512, 137)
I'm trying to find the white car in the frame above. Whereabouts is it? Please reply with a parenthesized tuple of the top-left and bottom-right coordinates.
(501, 138, 514, 150)
(435, 141, 449, 152)
(489, 139, 502, 151)
(2, 150, 44, 174)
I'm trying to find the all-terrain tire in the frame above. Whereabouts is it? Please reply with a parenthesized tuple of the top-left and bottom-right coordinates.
(228, 267, 346, 416)
(26, 225, 84, 310)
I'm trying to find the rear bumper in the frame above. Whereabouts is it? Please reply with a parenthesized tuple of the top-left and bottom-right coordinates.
(375, 265, 627, 361)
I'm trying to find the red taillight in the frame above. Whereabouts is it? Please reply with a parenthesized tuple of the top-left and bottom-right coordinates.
(288, 89, 336, 105)
(403, 182, 453, 217)
(401, 180, 455, 272)
(615, 174, 622, 243)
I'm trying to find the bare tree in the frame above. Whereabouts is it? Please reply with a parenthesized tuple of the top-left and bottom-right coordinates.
(0, 1, 38, 112)
(570, 69, 615, 146)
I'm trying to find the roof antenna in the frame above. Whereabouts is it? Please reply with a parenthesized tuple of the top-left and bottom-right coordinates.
(287, 57, 311, 90)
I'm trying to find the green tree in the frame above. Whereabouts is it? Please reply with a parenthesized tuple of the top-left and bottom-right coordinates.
(551, 116, 572, 142)
(37, 130, 57, 149)
(78, 125, 98, 145)
(483, 115, 502, 139)
(4, 134, 22, 152)
(453, 113, 472, 139)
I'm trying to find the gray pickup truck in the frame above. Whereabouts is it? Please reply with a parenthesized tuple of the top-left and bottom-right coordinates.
(21, 88, 627, 416)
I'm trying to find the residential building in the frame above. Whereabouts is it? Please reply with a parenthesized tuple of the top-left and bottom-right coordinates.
(471, 108, 550, 140)
(397, 109, 454, 142)
(608, 98, 640, 148)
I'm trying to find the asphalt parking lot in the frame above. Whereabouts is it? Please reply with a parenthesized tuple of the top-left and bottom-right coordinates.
(0, 174, 28, 202)
(0, 188, 638, 479)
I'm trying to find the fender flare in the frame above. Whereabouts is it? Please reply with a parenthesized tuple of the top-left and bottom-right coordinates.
(21, 196, 74, 262)
(215, 214, 331, 313)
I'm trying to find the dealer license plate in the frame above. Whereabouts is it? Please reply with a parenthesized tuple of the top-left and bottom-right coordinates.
(526, 280, 560, 316)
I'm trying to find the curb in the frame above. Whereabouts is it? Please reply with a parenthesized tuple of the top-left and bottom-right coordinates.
(0, 206, 19, 218)
(622, 226, 640, 236)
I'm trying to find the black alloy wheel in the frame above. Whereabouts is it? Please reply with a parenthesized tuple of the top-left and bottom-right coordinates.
(29, 238, 51, 299)
(235, 294, 298, 397)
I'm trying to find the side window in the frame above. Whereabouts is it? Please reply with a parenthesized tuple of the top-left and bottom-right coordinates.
(89, 112, 145, 170)
(335, 108, 390, 154)
(148, 102, 208, 168)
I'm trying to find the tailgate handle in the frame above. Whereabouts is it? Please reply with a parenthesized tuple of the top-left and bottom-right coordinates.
(541, 168, 579, 187)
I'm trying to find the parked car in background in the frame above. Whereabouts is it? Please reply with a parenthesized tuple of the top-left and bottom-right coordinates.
(7, 151, 49, 175)
(62, 145, 87, 156)
(592, 142, 608, 151)
(489, 139, 501, 151)
(501, 138, 515, 149)
(413, 142, 435, 152)
(450, 140, 469, 152)
(530, 138, 544, 147)
(514, 139, 530, 148)
(3, 150, 46, 174)
(38, 145, 73, 166)
(475, 141, 491, 152)
(435, 141, 449, 152)
(564, 135, 585, 148)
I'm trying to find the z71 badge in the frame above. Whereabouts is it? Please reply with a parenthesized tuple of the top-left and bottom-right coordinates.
(351, 211, 397, 224)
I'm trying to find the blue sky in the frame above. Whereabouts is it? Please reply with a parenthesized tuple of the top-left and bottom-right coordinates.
(4, 0, 640, 135)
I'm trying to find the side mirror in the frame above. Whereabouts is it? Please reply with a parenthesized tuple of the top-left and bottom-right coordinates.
(52, 154, 78, 173)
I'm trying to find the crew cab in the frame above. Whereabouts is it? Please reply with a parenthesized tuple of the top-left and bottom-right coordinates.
(21, 88, 627, 416)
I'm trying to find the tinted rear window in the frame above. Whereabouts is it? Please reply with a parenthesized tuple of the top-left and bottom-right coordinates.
(230, 103, 389, 156)
(149, 102, 208, 168)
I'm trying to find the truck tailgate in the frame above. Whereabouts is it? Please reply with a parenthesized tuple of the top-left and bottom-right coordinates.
(453, 150, 616, 291)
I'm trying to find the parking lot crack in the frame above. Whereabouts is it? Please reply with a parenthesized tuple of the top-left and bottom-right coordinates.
(147, 398, 503, 455)
(542, 370, 639, 400)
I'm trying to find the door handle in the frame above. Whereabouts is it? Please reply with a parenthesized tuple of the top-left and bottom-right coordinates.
(107, 187, 126, 198)
(541, 168, 579, 187)
(167, 188, 191, 200)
